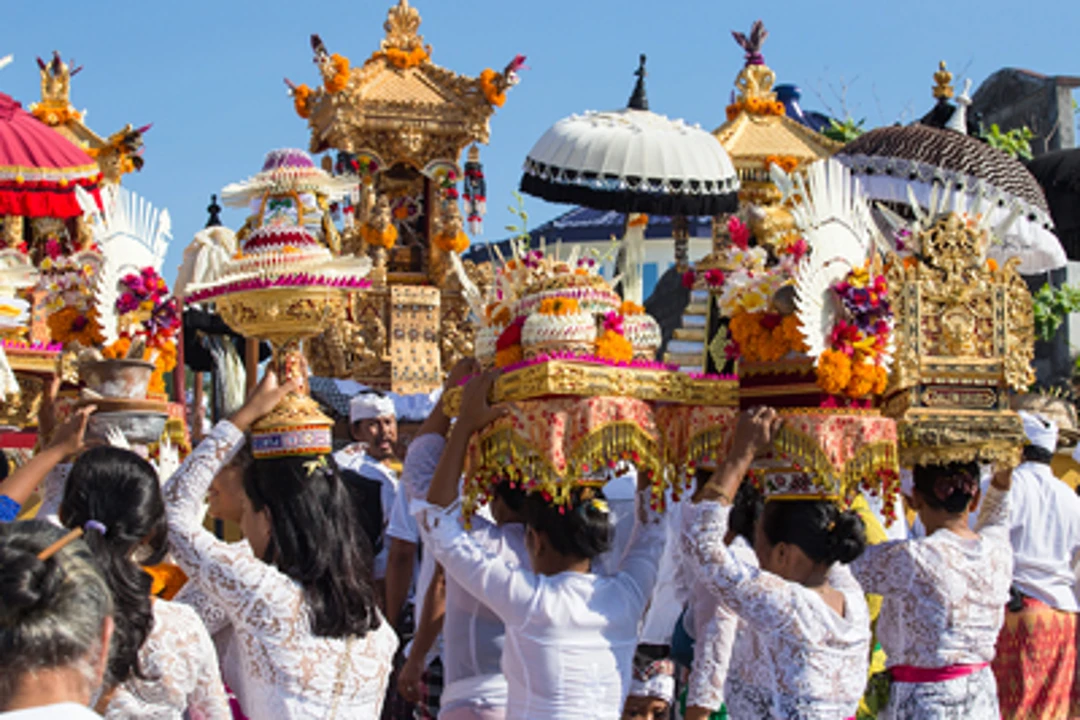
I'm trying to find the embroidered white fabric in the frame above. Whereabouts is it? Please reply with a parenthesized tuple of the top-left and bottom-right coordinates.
(162, 421, 399, 719)
(681, 501, 871, 719)
(104, 600, 231, 719)
(851, 484, 1013, 669)
(414, 490, 665, 719)
(684, 536, 757, 712)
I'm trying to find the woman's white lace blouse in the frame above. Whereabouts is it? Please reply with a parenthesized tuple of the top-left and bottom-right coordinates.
(681, 500, 871, 720)
(162, 421, 399, 719)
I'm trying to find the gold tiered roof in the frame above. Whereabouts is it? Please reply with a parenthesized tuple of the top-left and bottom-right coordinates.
(28, 52, 147, 185)
(298, 0, 516, 169)
(712, 58, 840, 189)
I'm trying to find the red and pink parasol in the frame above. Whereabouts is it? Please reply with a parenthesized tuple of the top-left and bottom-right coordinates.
(0, 92, 101, 218)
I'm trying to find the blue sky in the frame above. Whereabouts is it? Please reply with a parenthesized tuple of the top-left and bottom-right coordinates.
(3, 0, 1078, 283)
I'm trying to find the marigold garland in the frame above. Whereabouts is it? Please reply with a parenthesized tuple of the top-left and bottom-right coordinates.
(324, 54, 351, 93)
(764, 155, 800, 173)
(495, 346, 522, 368)
(292, 83, 313, 119)
(729, 312, 806, 363)
(817, 349, 852, 395)
(47, 306, 104, 348)
(594, 329, 633, 363)
(433, 230, 469, 254)
(378, 46, 429, 70)
(725, 97, 786, 120)
(144, 563, 187, 600)
(538, 297, 581, 316)
(480, 68, 506, 107)
(359, 223, 398, 249)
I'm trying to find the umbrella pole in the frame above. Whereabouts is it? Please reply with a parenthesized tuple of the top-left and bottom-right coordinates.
(673, 215, 690, 271)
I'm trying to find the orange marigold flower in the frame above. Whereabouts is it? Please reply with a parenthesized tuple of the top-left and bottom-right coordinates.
(846, 361, 877, 398)
(816, 349, 852, 395)
(594, 329, 634, 363)
(495, 346, 522, 368)
(619, 301, 645, 316)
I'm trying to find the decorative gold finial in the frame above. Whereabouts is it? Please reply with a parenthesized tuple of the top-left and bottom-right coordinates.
(382, 0, 424, 53)
(933, 61, 954, 100)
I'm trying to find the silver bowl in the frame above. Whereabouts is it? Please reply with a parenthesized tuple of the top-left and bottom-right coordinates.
(86, 411, 168, 445)
(80, 360, 155, 400)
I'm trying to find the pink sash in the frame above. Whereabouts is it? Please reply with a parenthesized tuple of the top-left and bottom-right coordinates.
(890, 662, 989, 683)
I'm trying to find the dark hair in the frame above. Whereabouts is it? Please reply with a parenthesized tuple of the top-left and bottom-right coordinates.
(60, 447, 165, 686)
(761, 500, 866, 565)
(1022, 444, 1054, 465)
(913, 461, 980, 514)
(227, 440, 255, 474)
(0, 520, 113, 709)
(729, 480, 764, 544)
(246, 454, 381, 638)
(523, 486, 613, 560)
(337, 468, 382, 558)
(493, 480, 528, 515)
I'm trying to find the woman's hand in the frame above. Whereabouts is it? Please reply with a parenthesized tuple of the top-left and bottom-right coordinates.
(48, 405, 95, 459)
(229, 371, 300, 432)
(444, 357, 479, 391)
(990, 463, 1015, 492)
(731, 406, 783, 463)
(396, 652, 424, 706)
(454, 370, 507, 438)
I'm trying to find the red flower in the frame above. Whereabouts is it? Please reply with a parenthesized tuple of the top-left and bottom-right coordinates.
(760, 312, 782, 331)
(789, 238, 808, 261)
(681, 270, 696, 289)
(704, 269, 726, 287)
(44, 238, 63, 260)
(728, 216, 751, 251)
(495, 316, 525, 351)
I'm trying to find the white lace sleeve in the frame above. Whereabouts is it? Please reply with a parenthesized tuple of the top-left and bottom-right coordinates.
(35, 463, 70, 525)
(972, 484, 1011, 539)
(681, 501, 805, 636)
(162, 422, 283, 632)
(849, 539, 918, 596)
(685, 599, 738, 711)
(106, 601, 231, 719)
(173, 574, 231, 637)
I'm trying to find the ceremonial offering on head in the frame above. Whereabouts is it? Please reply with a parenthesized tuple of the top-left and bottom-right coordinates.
(176, 149, 372, 459)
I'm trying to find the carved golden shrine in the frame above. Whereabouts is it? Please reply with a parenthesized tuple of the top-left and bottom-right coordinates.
(29, 52, 149, 185)
(293, 0, 517, 393)
(884, 213, 1035, 467)
(705, 25, 840, 265)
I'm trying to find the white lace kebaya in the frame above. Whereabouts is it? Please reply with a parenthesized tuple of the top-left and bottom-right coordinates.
(681, 501, 871, 720)
(849, 484, 1013, 719)
(162, 421, 399, 719)
(413, 491, 666, 719)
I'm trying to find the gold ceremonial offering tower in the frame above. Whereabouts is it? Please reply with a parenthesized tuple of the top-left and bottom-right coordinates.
(289, 0, 520, 394)
(665, 21, 839, 373)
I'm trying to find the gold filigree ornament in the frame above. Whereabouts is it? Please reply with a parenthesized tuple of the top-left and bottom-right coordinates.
(215, 287, 344, 437)
(880, 188, 1035, 468)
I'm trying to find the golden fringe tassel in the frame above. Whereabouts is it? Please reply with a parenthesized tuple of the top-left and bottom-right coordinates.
(463, 421, 665, 523)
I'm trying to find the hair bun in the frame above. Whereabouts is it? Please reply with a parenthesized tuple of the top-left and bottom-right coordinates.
(828, 510, 867, 565)
(0, 546, 60, 619)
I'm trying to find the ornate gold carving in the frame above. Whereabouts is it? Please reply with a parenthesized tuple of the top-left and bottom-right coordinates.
(735, 64, 778, 105)
(932, 61, 954, 100)
(2, 216, 24, 250)
(441, 361, 739, 416)
(382, 0, 426, 53)
(0, 374, 45, 429)
(884, 212, 1035, 462)
(388, 285, 441, 394)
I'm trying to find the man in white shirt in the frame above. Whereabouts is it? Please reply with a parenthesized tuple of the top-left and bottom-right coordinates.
(334, 392, 400, 588)
(991, 411, 1080, 717)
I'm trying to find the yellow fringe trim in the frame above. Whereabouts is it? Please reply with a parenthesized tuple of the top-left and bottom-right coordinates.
(770, 423, 899, 499)
(464, 421, 664, 523)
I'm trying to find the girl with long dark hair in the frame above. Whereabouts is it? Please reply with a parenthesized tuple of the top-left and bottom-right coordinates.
(162, 372, 397, 718)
